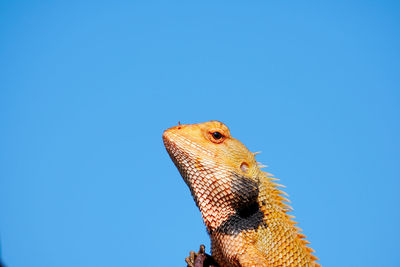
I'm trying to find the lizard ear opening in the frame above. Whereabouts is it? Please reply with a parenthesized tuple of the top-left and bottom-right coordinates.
(240, 162, 249, 174)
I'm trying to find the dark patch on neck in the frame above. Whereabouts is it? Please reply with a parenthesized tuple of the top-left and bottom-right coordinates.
(214, 172, 265, 236)
(215, 206, 264, 235)
(237, 201, 260, 219)
(230, 173, 259, 208)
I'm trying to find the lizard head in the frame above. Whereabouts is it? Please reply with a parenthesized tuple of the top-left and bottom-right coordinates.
(163, 121, 261, 230)
(163, 121, 258, 182)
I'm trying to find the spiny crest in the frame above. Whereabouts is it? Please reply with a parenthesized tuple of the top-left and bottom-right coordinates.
(260, 170, 293, 212)
(256, 156, 320, 266)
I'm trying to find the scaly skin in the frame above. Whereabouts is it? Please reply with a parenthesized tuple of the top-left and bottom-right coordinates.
(163, 121, 320, 267)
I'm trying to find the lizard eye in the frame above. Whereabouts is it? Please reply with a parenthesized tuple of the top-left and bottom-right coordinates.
(212, 132, 223, 140)
(209, 130, 225, 143)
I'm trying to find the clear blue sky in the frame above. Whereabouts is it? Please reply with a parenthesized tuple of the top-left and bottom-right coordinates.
(0, 1, 399, 266)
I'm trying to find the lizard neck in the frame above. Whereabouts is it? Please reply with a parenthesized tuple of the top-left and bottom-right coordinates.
(192, 169, 265, 235)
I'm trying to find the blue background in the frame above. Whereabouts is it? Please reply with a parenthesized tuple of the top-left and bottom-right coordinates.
(1, 1, 399, 266)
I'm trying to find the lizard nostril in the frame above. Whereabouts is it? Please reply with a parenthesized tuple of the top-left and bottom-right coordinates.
(240, 162, 249, 173)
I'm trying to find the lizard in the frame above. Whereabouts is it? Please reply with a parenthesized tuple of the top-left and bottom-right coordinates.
(163, 121, 320, 267)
